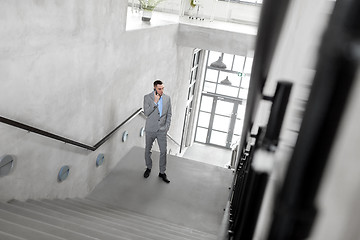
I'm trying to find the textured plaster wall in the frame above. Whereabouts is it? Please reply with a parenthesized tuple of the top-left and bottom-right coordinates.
(0, 0, 256, 201)
(128, 0, 261, 23)
(178, 24, 256, 56)
(0, 116, 147, 201)
(0, 0, 185, 201)
(185, 0, 261, 23)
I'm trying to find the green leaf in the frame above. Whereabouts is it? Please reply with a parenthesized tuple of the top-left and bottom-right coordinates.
(139, 0, 166, 10)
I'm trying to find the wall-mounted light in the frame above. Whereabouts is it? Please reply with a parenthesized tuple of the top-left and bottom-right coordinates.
(58, 166, 70, 182)
(140, 127, 145, 137)
(0, 155, 14, 177)
(122, 131, 129, 142)
(96, 153, 104, 167)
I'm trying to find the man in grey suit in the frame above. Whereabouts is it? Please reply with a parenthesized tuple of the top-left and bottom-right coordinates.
(143, 80, 172, 183)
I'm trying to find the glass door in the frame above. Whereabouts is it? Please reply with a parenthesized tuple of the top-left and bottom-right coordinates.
(195, 94, 243, 148)
(195, 95, 214, 144)
(209, 97, 236, 148)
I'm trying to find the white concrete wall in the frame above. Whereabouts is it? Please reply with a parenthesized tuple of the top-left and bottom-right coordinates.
(0, 0, 188, 201)
(0, 115, 147, 201)
(185, 0, 261, 23)
(0, 0, 257, 201)
(128, 0, 261, 23)
(178, 24, 256, 56)
(128, 0, 181, 14)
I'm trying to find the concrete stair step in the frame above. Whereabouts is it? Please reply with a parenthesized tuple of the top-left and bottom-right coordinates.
(80, 197, 217, 240)
(2, 201, 129, 240)
(1, 198, 217, 240)
(67, 198, 213, 240)
(42, 198, 195, 240)
(0, 207, 98, 240)
(0, 230, 26, 240)
(0, 217, 65, 240)
(27, 199, 179, 240)
(13, 200, 147, 240)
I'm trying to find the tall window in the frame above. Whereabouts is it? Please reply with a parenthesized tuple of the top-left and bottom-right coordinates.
(203, 52, 252, 99)
(181, 49, 202, 152)
(195, 51, 253, 148)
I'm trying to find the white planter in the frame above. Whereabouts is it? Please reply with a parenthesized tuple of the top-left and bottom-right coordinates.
(142, 9, 153, 21)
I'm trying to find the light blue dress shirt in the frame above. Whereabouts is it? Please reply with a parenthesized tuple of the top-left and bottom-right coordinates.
(158, 96, 163, 117)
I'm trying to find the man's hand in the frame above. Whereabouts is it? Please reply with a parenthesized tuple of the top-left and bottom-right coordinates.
(154, 92, 160, 103)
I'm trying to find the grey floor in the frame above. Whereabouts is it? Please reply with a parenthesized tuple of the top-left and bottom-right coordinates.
(87, 146, 233, 235)
(182, 142, 232, 168)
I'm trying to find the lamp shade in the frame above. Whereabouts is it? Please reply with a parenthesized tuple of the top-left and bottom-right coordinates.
(220, 76, 232, 85)
(210, 56, 227, 69)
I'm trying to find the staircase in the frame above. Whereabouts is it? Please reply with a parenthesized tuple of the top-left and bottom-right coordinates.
(0, 147, 231, 240)
(0, 197, 217, 240)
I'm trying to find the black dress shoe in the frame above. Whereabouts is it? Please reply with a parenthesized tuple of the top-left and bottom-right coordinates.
(144, 168, 151, 178)
(158, 173, 170, 183)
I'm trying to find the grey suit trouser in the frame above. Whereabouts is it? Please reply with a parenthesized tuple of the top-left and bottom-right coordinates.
(145, 131, 167, 174)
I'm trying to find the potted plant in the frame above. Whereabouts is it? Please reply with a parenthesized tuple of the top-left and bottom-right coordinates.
(139, 0, 166, 21)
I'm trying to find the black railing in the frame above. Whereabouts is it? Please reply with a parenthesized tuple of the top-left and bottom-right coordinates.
(229, 144, 255, 236)
(225, 0, 359, 238)
(224, 0, 293, 237)
(262, 81, 293, 149)
(227, 79, 293, 239)
(228, 130, 265, 240)
(0, 108, 144, 151)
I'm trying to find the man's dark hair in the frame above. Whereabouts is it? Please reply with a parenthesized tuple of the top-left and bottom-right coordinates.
(153, 80, 163, 87)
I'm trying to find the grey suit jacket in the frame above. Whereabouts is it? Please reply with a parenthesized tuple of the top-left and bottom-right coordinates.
(143, 91, 172, 132)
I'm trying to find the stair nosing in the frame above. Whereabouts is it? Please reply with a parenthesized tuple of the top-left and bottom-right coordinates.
(65, 198, 211, 240)
(0, 207, 102, 240)
(42, 198, 194, 240)
(83, 197, 217, 238)
(30, 199, 181, 240)
(5, 200, 144, 240)
(0, 218, 67, 240)
(2, 198, 217, 240)
(0, 230, 27, 240)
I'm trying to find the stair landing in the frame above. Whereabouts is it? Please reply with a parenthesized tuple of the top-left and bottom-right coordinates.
(87, 146, 233, 235)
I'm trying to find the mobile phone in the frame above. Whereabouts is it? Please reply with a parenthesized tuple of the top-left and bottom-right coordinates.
(154, 89, 158, 95)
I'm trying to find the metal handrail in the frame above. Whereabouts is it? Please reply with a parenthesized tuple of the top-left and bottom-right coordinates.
(0, 108, 144, 151)
(166, 134, 180, 147)
(0, 107, 180, 151)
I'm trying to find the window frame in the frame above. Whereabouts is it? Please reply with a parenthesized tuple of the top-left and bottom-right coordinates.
(217, 0, 263, 6)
